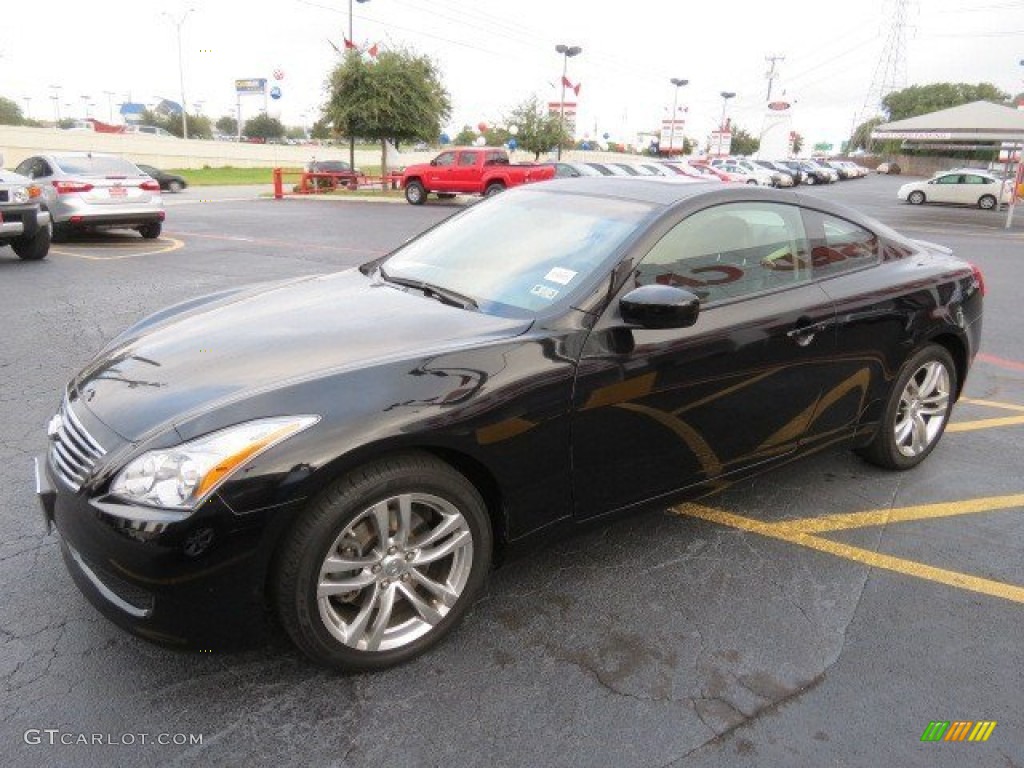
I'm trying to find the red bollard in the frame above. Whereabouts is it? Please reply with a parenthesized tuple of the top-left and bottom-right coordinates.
(273, 168, 283, 199)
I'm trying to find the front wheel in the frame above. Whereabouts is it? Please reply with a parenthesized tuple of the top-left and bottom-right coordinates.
(11, 220, 51, 260)
(907, 190, 926, 205)
(404, 181, 426, 205)
(978, 194, 997, 210)
(484, 182, 505, 197)
(856, 344, 956, 470)
(804, 175, 816, 186)
(273, 453, 492, 671)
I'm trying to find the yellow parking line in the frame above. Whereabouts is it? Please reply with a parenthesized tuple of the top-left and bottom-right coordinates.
(772, 494, 1024, 534)
(959, 397, 1024, 414)
(675, 502, 1024, 604)
(947, 415, 1024, 432)
(50, 237, 184, 260)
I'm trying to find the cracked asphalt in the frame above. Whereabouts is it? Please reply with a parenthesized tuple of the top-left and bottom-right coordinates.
(1, 176, 1022, 767)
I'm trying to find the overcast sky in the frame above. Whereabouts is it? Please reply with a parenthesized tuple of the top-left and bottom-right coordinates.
(3, 0, 1023, 148)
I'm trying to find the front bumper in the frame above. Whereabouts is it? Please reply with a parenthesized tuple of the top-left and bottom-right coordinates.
(35, 448, 300, 648)
(0, 204, 49, 239)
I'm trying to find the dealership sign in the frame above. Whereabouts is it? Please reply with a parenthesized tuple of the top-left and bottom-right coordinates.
(235, 78, 267, 94)
(871, 131, 954, 140)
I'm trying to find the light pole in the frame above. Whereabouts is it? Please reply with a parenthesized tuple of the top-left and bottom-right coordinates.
(348, 0, 371, 171)
(718, 91, 736, 156)
(667, 78, 688, 156)
(103, 90, 115, 123)
(555, 43, 582, 160)
(163, 9, 195, 139)
(22, 96, 31, 121)
(49, 85, 62, 127)
(80, 95, 91, 120)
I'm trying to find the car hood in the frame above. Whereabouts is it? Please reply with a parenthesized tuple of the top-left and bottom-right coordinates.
(73, 269, 532, 440)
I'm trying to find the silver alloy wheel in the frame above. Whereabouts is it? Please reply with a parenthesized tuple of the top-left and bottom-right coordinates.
(317, 493, 474, 652)
(893, 360, 950, 458)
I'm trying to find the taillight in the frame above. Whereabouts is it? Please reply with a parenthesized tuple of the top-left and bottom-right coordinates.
(970, 263, 986, 296)
(53, 180, 94, 194)
(140, 180, 161, 192)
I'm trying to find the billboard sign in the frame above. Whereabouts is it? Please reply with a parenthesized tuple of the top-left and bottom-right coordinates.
(235, 78, 267, 94)
(659, 119, 687, 152)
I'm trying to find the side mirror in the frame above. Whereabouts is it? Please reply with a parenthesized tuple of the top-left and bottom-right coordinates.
(620, 284, 700, 330)
(430, 159, 438, 166)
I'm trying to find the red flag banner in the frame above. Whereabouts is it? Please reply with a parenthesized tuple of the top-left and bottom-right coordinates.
(344, 37, 358, 50)
(368, 43, 379, 58)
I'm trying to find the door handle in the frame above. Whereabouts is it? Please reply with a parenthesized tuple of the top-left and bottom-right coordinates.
(787, 319, 829, 347)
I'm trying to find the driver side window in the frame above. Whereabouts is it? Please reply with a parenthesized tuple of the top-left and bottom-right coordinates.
(635, 202, 812, 304)
(435, 152, 455, 167)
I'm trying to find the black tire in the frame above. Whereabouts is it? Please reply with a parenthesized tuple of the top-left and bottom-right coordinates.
(405, 180, 426, 205)
(168, 180, 185, 193)
(856, 344, 957, 470)
(804, 175, 816, 186)
(978, 194, 997, 210)
(139, 222, 162, 240)
(746, 179, 758, 185)
(11, 220, 51, 261)
(51, 222, 70, 243)
(484, 182, 505, 197)
(908, 190, 926, 205)
(273, 452, 492, 671)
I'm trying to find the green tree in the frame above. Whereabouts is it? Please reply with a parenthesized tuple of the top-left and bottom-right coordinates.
(325, 47, 451, 173)
(310, 117, 333, 141)
(730, 127, 759, 156)
(243, 113, 286, 140)
(882, 82, 1009, 122)
(286, 125, 307, 140)
(216, 115, 238, 135)
(453, 125, 477, 145)
(0, 96, 25, 125)
(165, 112, 213, 139)
(502, 96, 565, 161)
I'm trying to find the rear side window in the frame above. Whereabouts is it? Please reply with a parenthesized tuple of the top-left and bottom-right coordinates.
(808, 212, 880, 278)
(458, 153, 477, 167)
(55, 156, 145, 176)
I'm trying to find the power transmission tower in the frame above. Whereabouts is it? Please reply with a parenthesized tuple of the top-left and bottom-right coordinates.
(853, 0, 910, 151)
(765, 55, 785, 103)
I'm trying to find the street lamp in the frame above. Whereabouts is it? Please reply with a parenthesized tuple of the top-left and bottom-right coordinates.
(348, 0, 372, 170)
(667, 78, 688, 156)
(555, 43, 583, 160)
(80, 95, 91, 120)
(718, 91, 736, 156)
(22, 96, 31, 121)
(49, 85, 62, 127)
(163, 9, 196, 139)
(103, 90, 115, 123)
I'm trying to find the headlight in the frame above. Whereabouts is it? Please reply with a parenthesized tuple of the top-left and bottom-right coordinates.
(110, 415, 319, 510)
(10, 186, 30, 204)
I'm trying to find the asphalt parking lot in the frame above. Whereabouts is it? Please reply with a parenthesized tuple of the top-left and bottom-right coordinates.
(1, 174, 1022, 767)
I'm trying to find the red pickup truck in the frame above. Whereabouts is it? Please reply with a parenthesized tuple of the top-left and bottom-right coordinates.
(400, 148, 555, 205)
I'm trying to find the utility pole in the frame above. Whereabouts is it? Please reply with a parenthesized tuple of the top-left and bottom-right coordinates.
(765, 54, 785, 103)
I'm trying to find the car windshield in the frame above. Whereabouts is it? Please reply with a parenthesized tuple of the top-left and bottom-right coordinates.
(382, 188, 657, 316)
(56, 156, 145, 177)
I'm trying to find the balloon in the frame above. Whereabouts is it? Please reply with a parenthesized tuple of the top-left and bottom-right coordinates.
(474, 136, 486, 146)
(439, 133, 451, 144)
(477, 122, 488, 134)
(508, 125, 519, 136)
(507, 138, 518, 150)
(602, 132, 610, 140)
(581, 141, 591, 150)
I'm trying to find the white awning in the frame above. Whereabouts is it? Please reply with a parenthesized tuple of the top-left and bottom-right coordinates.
(871, 101, 1024, 143)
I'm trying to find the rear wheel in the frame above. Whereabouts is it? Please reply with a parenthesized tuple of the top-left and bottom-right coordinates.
(138, 222, 162, 239)
(804, 175, 816, 186)
(273, 453, 492, 671)
(11, 220, 51, 260)
(978, 194, 997, 210)
(484, 182, 505, 197)
(168, 180, 184, 193)
(907, 190, 926, 205)
(856, 344, 956, 470)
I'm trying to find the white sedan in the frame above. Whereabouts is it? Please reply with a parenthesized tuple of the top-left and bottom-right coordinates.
(898, 171, 1012, 210)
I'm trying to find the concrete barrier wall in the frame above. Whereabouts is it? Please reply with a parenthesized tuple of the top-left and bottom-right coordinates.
(1, 125, 658, 173)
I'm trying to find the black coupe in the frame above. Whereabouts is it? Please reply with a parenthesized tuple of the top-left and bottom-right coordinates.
(36, 179, 984, 670)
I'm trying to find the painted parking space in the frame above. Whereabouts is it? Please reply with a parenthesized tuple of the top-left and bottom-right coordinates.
(674, 391, 1024, 606)
(50, 234, 184, 261)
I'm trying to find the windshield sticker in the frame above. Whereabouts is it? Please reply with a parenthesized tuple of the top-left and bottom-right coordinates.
(530, 284, 560, 301)
(544, 267, 578, 285)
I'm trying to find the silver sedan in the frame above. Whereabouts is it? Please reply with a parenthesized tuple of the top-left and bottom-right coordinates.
(14, 153, 165, 240)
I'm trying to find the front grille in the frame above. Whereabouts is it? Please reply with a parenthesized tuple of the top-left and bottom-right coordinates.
(0, 190, 8, 203)
(49, 394, 106, 491)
